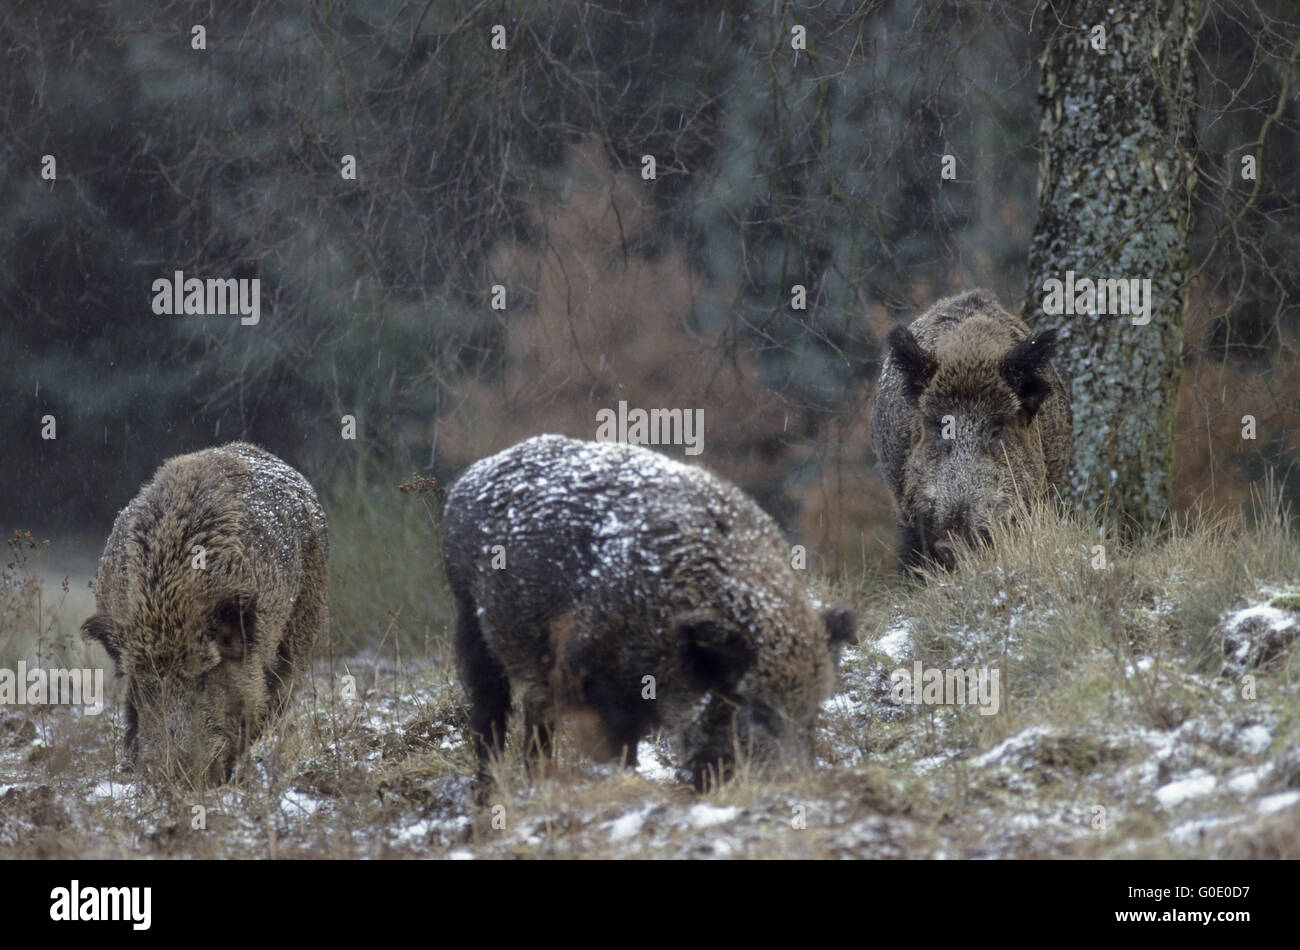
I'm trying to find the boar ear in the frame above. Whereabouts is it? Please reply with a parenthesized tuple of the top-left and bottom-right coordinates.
(81, 614, 123, 668)
(1002, 328, 1059, 420)
(821, 606, 857, 647)
(887, 326, 938, 404)
(676, 611, 753, 693)
(212, 596, 257, 661)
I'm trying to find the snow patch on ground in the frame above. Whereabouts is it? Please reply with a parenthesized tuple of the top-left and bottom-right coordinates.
(875, 621, 914, 663)
(970, 725, 1056, 769)
(399, 815, 471, 843)
(1225, 604, 1294, 637)
(635, 739, 677, 785)
(1169, 814, 1242, 846)
(1219, 599, 1300, 674)
(605, 804, 654, 841)
(87, 779, 135, 802)
(1236, 723, 1271, 756)
(279, 788, 324, 817)
(1257, 791, 1300, 815)
(687, 803, 739, 828)
(1155, 770, 1217, 809)
(1226, 764, 1271, 795)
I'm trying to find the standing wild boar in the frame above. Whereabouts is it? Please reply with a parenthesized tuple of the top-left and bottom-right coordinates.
(81, 442, 329, 787)
(442, 435, 856, 791)
(870, 290, 1072, 572)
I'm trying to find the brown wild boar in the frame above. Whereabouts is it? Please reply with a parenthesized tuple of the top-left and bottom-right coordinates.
(442, 435, 856, 791)
(870, 290, 1072, 572)
(81, 442, 329, 787)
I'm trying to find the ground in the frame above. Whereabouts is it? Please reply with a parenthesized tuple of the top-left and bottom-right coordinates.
(1, 509, 1298, 859)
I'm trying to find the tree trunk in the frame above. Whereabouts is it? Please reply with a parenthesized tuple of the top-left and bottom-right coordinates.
(1024, 0, 1200, 532)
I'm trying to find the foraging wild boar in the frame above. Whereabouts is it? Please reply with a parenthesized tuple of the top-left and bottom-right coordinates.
(870, 290, 1072, 572)
(81, 442, 329, 787)
(442, 435, 856, 790)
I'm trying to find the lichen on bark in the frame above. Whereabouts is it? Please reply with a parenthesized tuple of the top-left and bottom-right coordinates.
(1023, 0, 1200, 532)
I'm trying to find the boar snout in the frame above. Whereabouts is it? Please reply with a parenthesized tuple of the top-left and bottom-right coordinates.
(128, 676, 243, 789)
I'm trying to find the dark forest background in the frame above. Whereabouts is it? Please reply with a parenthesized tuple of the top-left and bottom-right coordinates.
(3, 0, 1298, 593)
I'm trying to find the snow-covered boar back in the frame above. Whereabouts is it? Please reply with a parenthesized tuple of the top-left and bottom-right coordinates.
(81, 442, 329, 787)
(870, 290, 1072, 572)
(442, 435, 856, 790)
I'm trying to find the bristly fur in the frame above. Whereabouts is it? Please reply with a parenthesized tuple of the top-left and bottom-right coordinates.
(80, 442, 329, 787)
(442, 435, 857, 793)
(870, 291, 1073, 574)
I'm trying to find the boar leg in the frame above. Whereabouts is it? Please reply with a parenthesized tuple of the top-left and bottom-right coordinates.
(585, 676, 647, 768)
(608, 726, 642, 769)
(453, 594, 510, 774)
(278, 538, 329, 712)
(898, 521, 929, 576)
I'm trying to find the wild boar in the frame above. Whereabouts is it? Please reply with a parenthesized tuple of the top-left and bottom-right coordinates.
(81, 442, 329, 787)
(442, 434, 856, 791)
(870, 290, 1072, 572)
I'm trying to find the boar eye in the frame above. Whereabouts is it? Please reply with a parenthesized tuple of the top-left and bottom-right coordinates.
(212, 597, 257, 661)
(986, 415, 1009, 442)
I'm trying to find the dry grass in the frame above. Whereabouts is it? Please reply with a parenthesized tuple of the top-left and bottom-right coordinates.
(2, 486, 1298, 858)
(0, 531, 90, 672)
